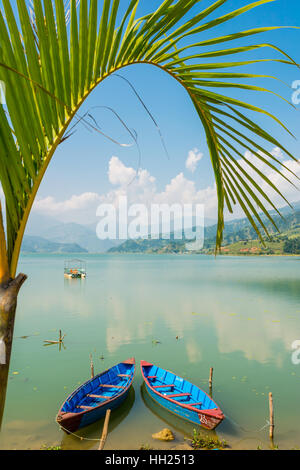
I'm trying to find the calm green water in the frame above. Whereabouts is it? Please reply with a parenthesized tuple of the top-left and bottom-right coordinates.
(0, 254, 299, 450)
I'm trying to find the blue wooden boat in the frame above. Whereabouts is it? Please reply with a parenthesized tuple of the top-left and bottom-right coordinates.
(141, 361, 224, 430)
(56, 358, 135, 433)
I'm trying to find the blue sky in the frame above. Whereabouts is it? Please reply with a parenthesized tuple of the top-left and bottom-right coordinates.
(5, 0, 300, 226)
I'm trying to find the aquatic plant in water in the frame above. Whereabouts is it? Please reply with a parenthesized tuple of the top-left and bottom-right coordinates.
(192, 430, 227, 450)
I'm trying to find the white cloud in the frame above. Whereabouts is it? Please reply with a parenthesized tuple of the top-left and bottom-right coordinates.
(154, 172, 217, 212)
(32, 156, 218, 224)
(33, 192, 102, 224)
(101, 158, 217, 216)
(271, 147, 284, 160)
(30, 148, 300, 225)
(236, 151, 300, 208)
(185, 148, 203, 173)
(34, 192, 101, 213)
(108, 156, 136, 186)
(218, 147, 300, 222)
(101, 158, 157, 209)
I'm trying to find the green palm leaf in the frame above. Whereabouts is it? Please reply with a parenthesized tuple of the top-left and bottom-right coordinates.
(0, 0, 298, 280)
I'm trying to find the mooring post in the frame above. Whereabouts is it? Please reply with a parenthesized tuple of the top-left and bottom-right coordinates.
(98, 409, 111, 450)
(269, 392, 274, 442)
(90, 354, 94, 379)
(59, 330, 62, 343)
(209, 367, 213, 396)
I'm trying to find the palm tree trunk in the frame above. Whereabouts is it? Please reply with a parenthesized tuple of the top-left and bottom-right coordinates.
(0, 273, 27, 429)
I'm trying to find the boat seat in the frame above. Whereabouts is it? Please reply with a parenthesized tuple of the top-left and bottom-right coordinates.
(148, 376, 157, 379)
(118, 374, 130, 377)
(87, 394, 111, 399)
(100, 384, 125, 389)
(77, 405, 94, 410)
(166, 393, 191, 398)
(153, 384, 175, 388)
(189, 402, 202, 407)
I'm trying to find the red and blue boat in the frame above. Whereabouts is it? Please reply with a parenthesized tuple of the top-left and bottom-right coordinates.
(56, 358, 135, 433)
(141, 361, 224, 430)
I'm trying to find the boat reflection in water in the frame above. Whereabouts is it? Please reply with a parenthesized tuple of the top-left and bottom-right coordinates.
(141, 383, 238, 444)
(60, 387, 135, 450)
(142, 383, 197, 438)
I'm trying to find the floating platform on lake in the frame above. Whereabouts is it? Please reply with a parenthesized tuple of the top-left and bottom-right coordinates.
(64, 259, 86, 279)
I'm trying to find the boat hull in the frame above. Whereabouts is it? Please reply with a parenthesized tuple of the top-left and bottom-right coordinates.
(57, 358, 135, 433)
(144, 382, 222, 430)
(141, 361, 224, 431)
(57, 389, 130, 433)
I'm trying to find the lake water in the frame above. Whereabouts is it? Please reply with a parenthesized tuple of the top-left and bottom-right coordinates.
(0, 254, 299, 450)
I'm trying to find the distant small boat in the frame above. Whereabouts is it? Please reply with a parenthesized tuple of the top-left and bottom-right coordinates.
(64, 259, 86, 279)
(56, 358, 135, 433)
(141, 361, 224, 430)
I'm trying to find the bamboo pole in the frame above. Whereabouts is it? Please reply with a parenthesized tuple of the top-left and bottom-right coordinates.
(209, 367, 213, 396)
(269, 392, 274, 441)
(98, 410, 111, 450)
(44, 330, 65, 344)
(90, 354, 94, 379)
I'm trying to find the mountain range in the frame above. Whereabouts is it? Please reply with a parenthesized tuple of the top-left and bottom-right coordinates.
(22, 201, 300, 254)
(22, 235, 88, 254)
(24, 213, 119, 253)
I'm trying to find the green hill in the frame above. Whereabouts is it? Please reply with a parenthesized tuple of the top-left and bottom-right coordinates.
(217, 209, 300, 255)
(109, 238, 186, 254)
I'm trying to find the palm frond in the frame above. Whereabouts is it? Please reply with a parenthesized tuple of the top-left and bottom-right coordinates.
(0, 0, 298, 278)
